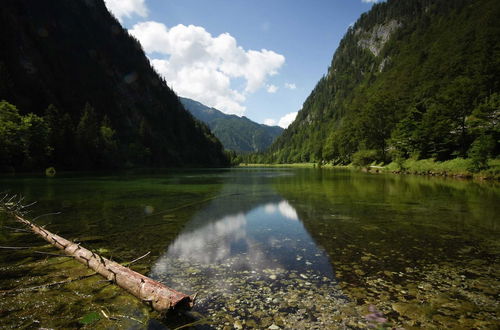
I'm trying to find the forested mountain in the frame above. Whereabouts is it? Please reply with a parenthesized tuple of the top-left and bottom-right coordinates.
(0, 0, 228, 171)
(267, 0, 499, 168)
(181, 97, 283, 153)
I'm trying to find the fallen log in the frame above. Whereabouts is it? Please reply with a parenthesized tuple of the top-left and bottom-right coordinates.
(9, 213, 195, 313)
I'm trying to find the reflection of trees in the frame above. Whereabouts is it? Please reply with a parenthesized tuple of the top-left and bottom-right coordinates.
(274, 169, 499, 230)
(272, 169, 500, 275)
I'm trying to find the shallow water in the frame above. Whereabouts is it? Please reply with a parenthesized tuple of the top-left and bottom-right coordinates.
(0, 168, 498, 328)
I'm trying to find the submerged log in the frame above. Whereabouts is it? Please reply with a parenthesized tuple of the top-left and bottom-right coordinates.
(12, 214, 194, 313)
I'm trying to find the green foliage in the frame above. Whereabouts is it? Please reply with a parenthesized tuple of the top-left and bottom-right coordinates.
(99, 116, 119, 168)
(386, 157, 474, 176)
(0, 100, 50, 171)
(468, 93, 500, 134)
(21, 113, 51, 169)
(466, 93, 500, 171)
(44, 104, 75, 168)
(468, 135, 496, 172)
(352, 149, 380, 167)
(264, 0, 500, 167)
(0, 101, 24, 170)
(76, 103, 101, 168)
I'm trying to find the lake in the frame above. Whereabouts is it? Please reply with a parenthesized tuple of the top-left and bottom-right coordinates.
(0, 168, 498, 329)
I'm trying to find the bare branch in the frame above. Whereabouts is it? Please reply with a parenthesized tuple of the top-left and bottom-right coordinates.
(32, 212, 61, 221)
(125, 251, 151, 266)
(6, 194, 17, 205)
(20, 201, 37, 209)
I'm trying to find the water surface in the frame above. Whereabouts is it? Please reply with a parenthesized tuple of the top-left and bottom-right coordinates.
(0, 169, 498, 328)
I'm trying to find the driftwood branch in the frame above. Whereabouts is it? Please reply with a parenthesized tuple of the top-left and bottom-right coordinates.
(16, 214, 194, 312)
(1, 200, 194, 313)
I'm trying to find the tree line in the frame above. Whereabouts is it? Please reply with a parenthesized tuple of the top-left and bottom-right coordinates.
(0, 100, 124, 171)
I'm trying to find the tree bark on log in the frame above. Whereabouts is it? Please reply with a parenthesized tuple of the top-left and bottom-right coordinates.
(12, 214, 194, 313)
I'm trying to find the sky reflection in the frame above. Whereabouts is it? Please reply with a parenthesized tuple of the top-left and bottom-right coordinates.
(151, 198, 334, 287)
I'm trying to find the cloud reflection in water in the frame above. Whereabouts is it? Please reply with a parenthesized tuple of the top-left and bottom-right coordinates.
(148, 198, 347, 327)
(152, 199, 334, 282)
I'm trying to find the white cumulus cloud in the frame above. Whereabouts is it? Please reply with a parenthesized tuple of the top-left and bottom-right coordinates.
(362, 0, 382, 3)
(104, 0, 148, 21)
(263, 118, 277, 126)
(278, 112, 298, 128)
(266, 84, 278, 93)
(284, 82, 296, 90)
(129, 21, 285, 116)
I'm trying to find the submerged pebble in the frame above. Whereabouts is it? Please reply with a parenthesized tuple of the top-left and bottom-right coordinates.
(150, 256, 363, 329)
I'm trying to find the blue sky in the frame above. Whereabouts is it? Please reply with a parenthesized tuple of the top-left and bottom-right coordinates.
(104, 0, 381, 127)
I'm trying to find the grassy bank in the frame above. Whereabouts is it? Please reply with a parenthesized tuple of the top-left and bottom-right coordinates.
(238, 163, 320, 168)
(237, 163, 350, 169)
(237, 158, 500, 180)
(382, 158, 500, 180)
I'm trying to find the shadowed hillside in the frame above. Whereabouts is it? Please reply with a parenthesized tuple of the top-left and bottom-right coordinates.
(0, 0, 228, 171)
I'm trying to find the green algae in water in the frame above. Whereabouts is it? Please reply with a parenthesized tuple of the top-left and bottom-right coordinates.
(80, 311, 101, 325)
(0, 168, 499, 328)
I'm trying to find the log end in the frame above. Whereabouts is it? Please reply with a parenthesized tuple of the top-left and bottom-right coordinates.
(154, 295, 195, 312)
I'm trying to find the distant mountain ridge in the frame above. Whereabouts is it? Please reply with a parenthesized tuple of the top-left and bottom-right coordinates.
(181, 97, 283, 153)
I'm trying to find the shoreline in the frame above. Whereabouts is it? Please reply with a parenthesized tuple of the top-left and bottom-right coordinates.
(237, 159, 500, 181)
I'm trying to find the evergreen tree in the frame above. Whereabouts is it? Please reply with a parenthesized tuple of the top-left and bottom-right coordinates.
(0, 100, 24, 170)
(99, 115, 119, 168)
(21, 113, 50, 169)
(0, 100, 50, 171)
(467, 93, 500, 170)
(76, 103, 100, 169)
(44, 104, 75, 168)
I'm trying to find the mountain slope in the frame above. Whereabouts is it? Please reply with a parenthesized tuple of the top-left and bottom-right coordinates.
(268, 0, 500, 165)
(0, 0, 228, 170)
(181, 97, 283, 153)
